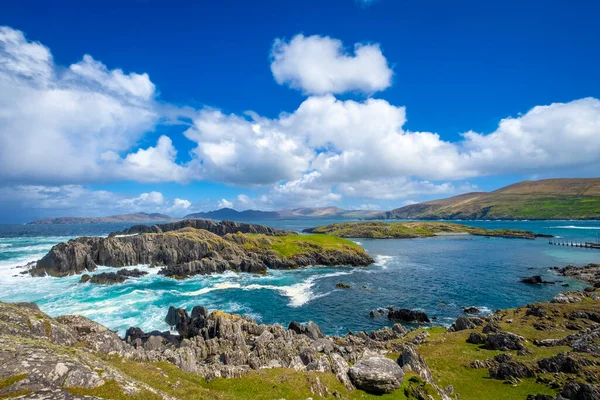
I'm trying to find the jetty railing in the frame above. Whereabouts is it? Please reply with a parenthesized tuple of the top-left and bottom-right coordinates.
(548, 238, 600, 249)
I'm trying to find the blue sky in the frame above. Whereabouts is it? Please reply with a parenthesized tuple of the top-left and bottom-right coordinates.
(0, 0, 599, 222)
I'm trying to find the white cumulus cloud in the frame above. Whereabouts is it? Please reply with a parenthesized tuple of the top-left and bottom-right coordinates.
(270, 34, 393, 95)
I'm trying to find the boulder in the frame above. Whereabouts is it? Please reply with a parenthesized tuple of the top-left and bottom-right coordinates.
(348, 353, 404, 394)
(556, 382, 600, 400)
(462, 306, 480, 314)
(489, 361, 534, 380)
(448, 316, 484, 332)
(485, 331, 526, 351)
(387, 308, 430, 323)
(466, 332, 487, 344)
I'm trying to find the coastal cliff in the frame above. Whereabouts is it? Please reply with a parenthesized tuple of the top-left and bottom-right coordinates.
(30, 221, 373, 278)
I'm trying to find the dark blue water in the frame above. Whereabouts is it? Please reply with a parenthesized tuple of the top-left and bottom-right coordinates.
(1, 220, 599, 336)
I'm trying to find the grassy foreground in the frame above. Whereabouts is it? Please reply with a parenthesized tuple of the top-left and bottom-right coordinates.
(304, 221, 535, 239)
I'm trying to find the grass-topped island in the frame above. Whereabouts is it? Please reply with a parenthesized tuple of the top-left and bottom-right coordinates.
(303, 221, 538, 240)
(28, 219, 373, 279)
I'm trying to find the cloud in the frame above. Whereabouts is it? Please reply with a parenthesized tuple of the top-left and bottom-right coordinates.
(118, 191, 164, 208)
(337, 178, 458, 200)
(270, 34, 393, 95)
(112, 135, 189, 183)
(183, 108, 311, 184)
(2, 25, 600, 212)
(0, 26, 159, 185)
(217, 198, 234, 209)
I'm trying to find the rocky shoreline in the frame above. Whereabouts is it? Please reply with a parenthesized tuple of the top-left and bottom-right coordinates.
(1, 277, 600, 399)
(28, 220, 373, 278)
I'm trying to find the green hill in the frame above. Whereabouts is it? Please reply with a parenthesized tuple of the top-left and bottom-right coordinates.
(370, 178, 600, 220)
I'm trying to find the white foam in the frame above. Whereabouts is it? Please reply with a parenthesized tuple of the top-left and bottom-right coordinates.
(0, 243, 12, 248)
(550, 225, 600, 230)
(180, 269, 355, 308)
(374, 255, 395, 269)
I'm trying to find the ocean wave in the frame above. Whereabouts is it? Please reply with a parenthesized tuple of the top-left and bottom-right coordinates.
(180, 269, 354, 308)
(0, 244, 12, 248)
(373, 255, 395, 269)
(549, 225, 600, 230)
(0, 244, 54, 253)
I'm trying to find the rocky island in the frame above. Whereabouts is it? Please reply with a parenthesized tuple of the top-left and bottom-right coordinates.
(304, 221, 538, 240)
(28, 219, 373, 278)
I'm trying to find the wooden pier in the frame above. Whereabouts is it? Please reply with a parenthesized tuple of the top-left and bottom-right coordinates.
(549, 238, 600, 249)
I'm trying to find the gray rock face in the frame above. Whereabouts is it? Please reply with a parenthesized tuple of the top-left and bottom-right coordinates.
(556, 381, 600, 400)
(489, 360, 534, 380)
(447, 316, 485, 332)
(485, 331, 526, 351)
(288, 321, 325, 340)
(348, 352, 405, 394)
(109, 218, 292, 237)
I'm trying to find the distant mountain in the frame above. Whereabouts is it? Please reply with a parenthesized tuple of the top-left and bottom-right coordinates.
(185, 207, 379, 221)
(368, 178, 600, 220)
(184, 208, 280, 221)
(28, 212, 177, 225)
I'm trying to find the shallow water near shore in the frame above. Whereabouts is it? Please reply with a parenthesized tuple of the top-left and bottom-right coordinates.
(0, 220, 599, 336)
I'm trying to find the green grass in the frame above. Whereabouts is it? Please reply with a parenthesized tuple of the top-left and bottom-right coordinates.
(245, 233, 367, 259)
(96, 359, 411, 400)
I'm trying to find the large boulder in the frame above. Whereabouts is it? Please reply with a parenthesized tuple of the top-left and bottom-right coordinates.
(387, 308, 430, 324)
(489, 361, 535, 380)
(485, 331, 526, 351)
(447, 316, 484, 332)
(348, 352, 404, 394)
(556, 382, 600, 400)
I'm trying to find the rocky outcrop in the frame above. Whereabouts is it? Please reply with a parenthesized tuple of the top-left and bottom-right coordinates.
(447, 316, 485, 332)
(387, 308, 430, 324)
(80, 268, 148, 284)
(520, 275, 555, 285)
(553, 263, 600, 287)
(30, 227, 373, 278)
(485, 331, 526, 351)
(109, 218, 291, 237)
(347, 352, 404, 394)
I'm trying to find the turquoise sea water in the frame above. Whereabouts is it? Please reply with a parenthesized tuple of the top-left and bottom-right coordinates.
(0, 220, 599, 336)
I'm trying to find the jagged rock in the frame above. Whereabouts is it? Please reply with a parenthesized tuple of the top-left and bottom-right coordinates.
(79, 268, 148, 285)
(462, 306, 480, 314)
(489, 361, 534, 380)
(552, 293, 583, 304)
(485, 331, 526, 351)
(369, 324, 408, 341)
(447, 316, 484, 332)
(556, 381, 600, 400)
(348, 352, 404, 394)
(466, 332, 487, 344)
(288, 321, 324, 340)
(387, 308, 430, 324)
(110, 218, 291, 237)
(397, 344, 433, 383)
(526, 305, 548, 318)
(538, 353, 582, 373)
(482, 322, 501, 333)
